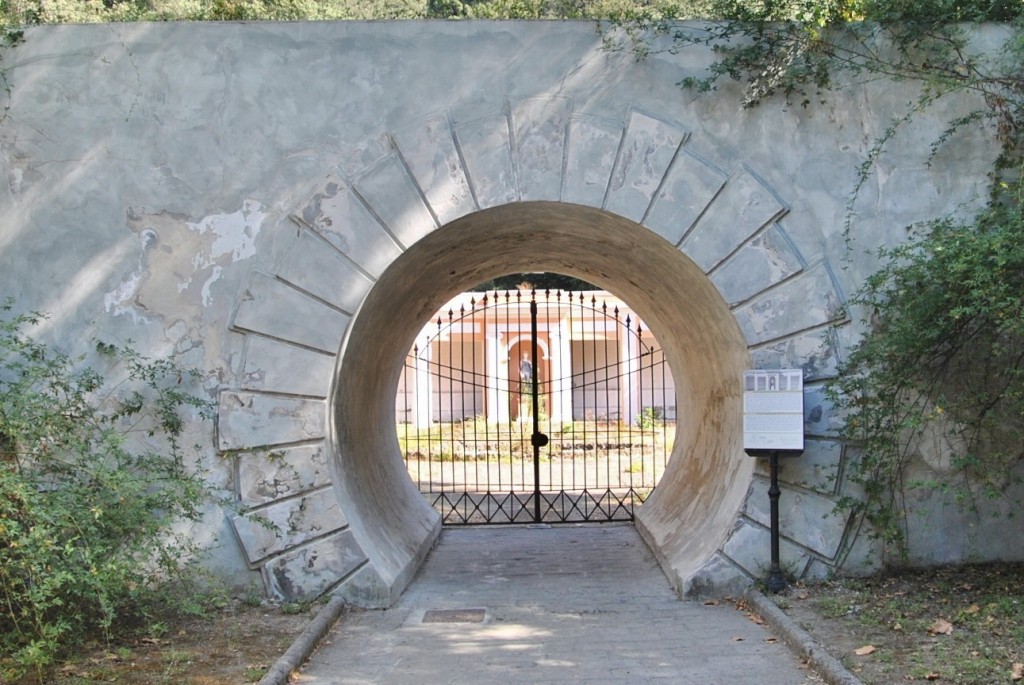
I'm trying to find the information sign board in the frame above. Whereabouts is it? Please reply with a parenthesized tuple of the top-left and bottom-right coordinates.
(743, 369, 805, 452)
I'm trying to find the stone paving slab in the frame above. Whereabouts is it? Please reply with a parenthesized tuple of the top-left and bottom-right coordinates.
(296, 524, 817, 685)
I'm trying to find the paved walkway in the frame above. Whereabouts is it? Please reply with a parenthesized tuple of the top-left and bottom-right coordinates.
(296, 524, 816, 685)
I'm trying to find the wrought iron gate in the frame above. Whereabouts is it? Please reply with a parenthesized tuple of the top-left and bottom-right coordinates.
(397, 289, 676, 525)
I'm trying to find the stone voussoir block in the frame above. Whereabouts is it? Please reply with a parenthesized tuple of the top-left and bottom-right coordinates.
(604, 111, 688, 223)
(643, 147, 728, 246)
(454, 112, 517, 209)
(563, 113, 622, 207)
(391, 112, 476, 226)
(231, 486, 347, 565)
(734, 261, 845, 345)
(240, 335, 335, 398)
(263, 529, 369, 602)
(711, 224, 804, 307)
(681, 166, 789, 273)
(351, 152, 437, 248)
(236, 442, 333, 508)
(275, 227, 374, 314)
(217, 390, 325, 451)
(513, 96, 573, 203)
(745, 477, 847, 560)
(232, 271, 351, 354)
(297, 174, 403, 278)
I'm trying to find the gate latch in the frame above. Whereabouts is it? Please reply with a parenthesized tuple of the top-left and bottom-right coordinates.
(531, 432, 549, 448)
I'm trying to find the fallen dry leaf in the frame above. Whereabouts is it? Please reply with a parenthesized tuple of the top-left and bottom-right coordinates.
(703, 599, 720, 606)
(965, 604, 980, 615)
(1011, 662, 1023, 681)
(854, 645, 876, 656)
(732, 636, 745, 642)
(928, 618, 954, 636)
(924, 672, 940, 680)
(765, 637, 779, 644)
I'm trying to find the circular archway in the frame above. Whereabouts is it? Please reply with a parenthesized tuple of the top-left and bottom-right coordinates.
(329, 201, 752, 598)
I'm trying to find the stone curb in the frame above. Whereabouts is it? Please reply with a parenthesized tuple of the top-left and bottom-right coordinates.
(744, 588, 865, 685)
(258, 596, 348, 685)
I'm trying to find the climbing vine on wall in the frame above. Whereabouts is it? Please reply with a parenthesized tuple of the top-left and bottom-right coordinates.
(827, 170, 1024, 548)
(604, 1, 1024, 554)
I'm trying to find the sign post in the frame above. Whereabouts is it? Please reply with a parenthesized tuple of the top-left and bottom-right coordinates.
(743, 369, 805, 593)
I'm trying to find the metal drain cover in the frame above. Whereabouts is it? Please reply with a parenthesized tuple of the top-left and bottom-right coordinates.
(422, 608, 486, 624)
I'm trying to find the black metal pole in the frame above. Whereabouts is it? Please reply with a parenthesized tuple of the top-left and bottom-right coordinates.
(766, 450, 787, 593)
(531, 299, 542, 522)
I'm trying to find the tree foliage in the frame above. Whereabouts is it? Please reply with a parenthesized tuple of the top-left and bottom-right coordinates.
(0, 305, 213, 681)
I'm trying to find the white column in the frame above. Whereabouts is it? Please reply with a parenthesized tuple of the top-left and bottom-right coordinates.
(414, 340, 433, 428)
(485, 326, 510, 424)
(622, 320, 640, 426)
(550, 318, 573, 425)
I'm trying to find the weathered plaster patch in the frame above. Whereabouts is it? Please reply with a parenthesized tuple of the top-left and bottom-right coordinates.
(103, 201, 265, 360)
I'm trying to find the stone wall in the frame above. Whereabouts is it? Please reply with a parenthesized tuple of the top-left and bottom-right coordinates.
(0, 21, 1015, 604)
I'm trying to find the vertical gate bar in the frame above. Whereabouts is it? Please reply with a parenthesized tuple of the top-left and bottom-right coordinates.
(576, 292, 585, 514)
(610, 305, 618, 507)
(623, 318, 634, 505)
(487, 292, 497, 512)
(501, 290, 510, 496)
(457, 303, 467, 522)
(567, 291, 577, 496)
(637, 320, 647, 497)
(590, 294, 599, 520)
(541, 290, 551, 511)
(536, 294, 544, 524)
(598, 296, 606, 507)
(445, 310, 454, 503)
(477, 295, 487, 520)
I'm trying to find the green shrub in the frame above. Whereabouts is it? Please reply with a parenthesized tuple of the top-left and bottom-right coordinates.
(0, 304, 212, 681)
(826, 171, 1024, 550)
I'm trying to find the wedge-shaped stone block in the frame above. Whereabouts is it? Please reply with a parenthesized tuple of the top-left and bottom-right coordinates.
(734, 262, 845, 345)
(513, 97, 571, 202)
(605, 112, 687, 222)
(563, 114, 621, 207)
(748, 326, 840, 382)
(334, 561, 391, 608)
(240, 336, 334, 398)
(353, 153, 436, 248)
(681, 166, 789, 272)
(754, 438, 842, 495)
(231, 487, 345, 565)
(297, 175, 402, 278)
(745, 478, 846, 559)
(711, 225, 804, 306)
(217, 391, 325, 451)
(237, 443, 332, 508)
(232, 272, 350, 354)
(392, 113, 476, 226)
(455, 113, 517, 208)
(643, 148, 727, 245)
(682, 552, 751, 598)
(723, 519, 810, 579)
(803, 383, 842, 437)
(275, 229, 373, 314)
(264, 530, 368, 602)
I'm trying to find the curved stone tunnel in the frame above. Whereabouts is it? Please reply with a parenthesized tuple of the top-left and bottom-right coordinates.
(217, 105, 850, 604)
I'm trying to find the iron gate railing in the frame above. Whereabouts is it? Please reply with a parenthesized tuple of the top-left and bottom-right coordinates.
(397, 289, 676, 525)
